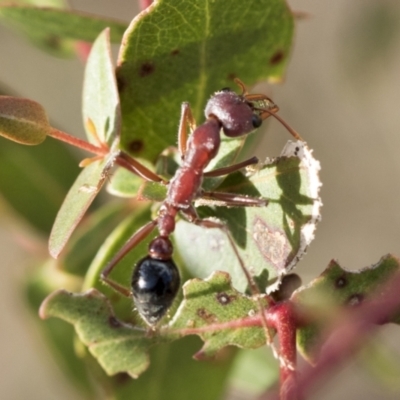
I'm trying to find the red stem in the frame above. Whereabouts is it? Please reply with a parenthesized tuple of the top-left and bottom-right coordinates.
(175, 300, 299, 400)
(266, 271, 400, 400)
(295, 271, 400, 398)
(175, 271, 400, 400)
(265, 302, 298, 400)
(48, 128, 108, 156)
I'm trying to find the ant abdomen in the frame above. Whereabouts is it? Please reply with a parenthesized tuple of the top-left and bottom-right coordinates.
(131, 256, 180, 326)
(205, 90, 256, 137)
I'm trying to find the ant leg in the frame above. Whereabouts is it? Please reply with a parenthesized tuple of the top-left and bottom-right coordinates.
(100, 219, 158, 297)
(178, 102, 197, 159)
(116, 151, 167, 184)
(204, 156, 259, 178)
(181, 206, 275, 346)
(180, 207, 260, 296)
(200, 191, 267, 207)
(202, 156, 266, 207)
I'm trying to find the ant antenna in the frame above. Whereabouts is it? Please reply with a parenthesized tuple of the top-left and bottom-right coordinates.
(258, 108, 303, 141)
(233, 77, 303, 141)
(233, 77, 248, 96)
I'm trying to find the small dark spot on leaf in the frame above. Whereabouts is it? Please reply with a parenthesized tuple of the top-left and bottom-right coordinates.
(109, 316, 122, 328)
(197, 308, 217, 323)
(139, 62, 155, 77)
(170, 49, 180, 56)
(116, 73, 127, 93)
(227, 73, 236, 81)
(346, 293, 364, 307)
(197, 308, 207, 317)
(335, 276, 347, 288)
(128, 140, 144, 153)
(270, 50, 284, 65)
(44, 35, 61, 50)
(216, 292, 234, 305)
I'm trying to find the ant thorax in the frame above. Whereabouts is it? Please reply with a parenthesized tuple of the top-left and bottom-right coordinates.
(183, 118, 221, 170)
(166, 118, 221, 208)
(204, 90, 258, 137)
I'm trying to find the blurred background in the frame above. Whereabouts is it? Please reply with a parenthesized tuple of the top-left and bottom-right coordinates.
(1, 0, 400, 399)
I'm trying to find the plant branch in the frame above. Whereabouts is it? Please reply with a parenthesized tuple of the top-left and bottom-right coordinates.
(263, 271, 400, 400)
(266, 302, 298, 400)
(48, 128, 108, 156)
(173, 299, 299, 400)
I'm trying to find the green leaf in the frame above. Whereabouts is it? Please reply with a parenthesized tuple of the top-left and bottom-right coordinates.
(170, 271, 271, 359)
(133, 336, 234, 400)
(360, 340, 400, 391)
(138, 181, 168, 203)
(49, 27, 125, 257)
(227, 347, 278, 396)
(115, 335, 236, 400)
(0, 5, 128, 57)
(0, 96, 50, 144)
(201, 137, 247, 191)
(107, 158, 157, 198)
(117, 0, 294, 161)
(40, 288, 235, 398)
(82, 28, 120, 146)
(292, 254, 400, 364)
(40, 289, 155, 378)
(0, 135, 79, 233)
(49, 156, 114, 258)
(174, 141, 322, 292)
(62, 201, 130, 276)
(24, 259, 95, 396)
(154, 146, 181, 180)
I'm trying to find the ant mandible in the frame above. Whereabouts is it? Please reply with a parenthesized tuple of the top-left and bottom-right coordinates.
(101, 78, 302, 326)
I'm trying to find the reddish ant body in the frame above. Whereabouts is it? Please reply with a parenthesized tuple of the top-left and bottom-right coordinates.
(101, 79, 301, 326)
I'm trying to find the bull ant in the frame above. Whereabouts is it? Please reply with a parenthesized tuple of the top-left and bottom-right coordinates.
(101, 79, 302, 326)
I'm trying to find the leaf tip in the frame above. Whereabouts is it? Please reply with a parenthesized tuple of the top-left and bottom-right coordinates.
(48, 237, 63, 259)
(39, 289, 70, 319)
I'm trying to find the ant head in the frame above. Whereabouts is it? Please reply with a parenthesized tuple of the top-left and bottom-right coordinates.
(206, 79, 303, 141)
(204, 82, 279, 138)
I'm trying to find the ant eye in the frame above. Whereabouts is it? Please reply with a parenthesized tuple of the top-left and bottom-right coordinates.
(252, 114, 262, 128)
(220, 87, 231, 92)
